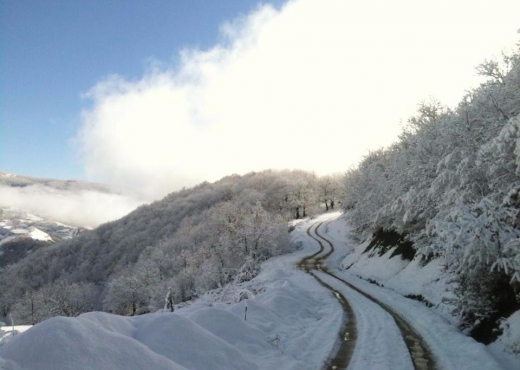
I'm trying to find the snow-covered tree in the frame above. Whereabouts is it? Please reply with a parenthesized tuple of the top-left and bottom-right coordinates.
(341, 47, 520, 333)
(12, 280, 98, 324)
(318, 174, 344, 211)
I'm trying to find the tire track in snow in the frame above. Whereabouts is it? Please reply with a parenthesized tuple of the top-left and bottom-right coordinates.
(297, 222, 357, 370)
(308, 221, 438, 370)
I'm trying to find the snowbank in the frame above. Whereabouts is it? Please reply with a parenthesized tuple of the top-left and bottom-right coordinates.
(339, 232, 457, 318)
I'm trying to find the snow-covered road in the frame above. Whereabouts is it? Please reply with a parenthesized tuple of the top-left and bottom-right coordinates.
(301, 214, 516, 370)
(301, 220, 433, 370)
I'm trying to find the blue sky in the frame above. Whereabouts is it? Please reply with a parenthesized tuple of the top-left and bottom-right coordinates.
(1, 0, 519, 193)
(0, 0, 284, 179)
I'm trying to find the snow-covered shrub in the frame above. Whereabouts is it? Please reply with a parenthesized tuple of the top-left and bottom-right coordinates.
(235, 257, 261, 283)
(498, 310, 520, 355)
(430, 197, 520, 276)
(424, 195, 520, 337)
(455, 267, 517, 341)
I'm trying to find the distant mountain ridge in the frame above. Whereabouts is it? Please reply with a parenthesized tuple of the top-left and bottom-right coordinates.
(0, 169, 147, 230)
(0, 171, 114, 269)
(0, 171, 111, 193)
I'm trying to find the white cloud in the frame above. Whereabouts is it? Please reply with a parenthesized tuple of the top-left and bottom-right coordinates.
(78, 0, 520, 200)
(0, 185, 145, 228)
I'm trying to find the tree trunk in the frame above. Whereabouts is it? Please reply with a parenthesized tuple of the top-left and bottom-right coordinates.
(330, 200, 335, 209)
(31, 296, 35, 325)
(325, 201, 329, 211)
(295, 206, 300, 219)
(169, 296, 174, 312)
(303, 206, 306, 218)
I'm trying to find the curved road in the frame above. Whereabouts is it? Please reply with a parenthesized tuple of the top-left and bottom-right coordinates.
(298, 222, 438, 370)
(298, 222, 357, 370)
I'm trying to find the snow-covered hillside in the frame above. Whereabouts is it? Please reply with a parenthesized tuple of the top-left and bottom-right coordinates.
(0, 207, 79, 244)
(0, 207, 82, 269)
(0, 171, 110, 193)
(0, 222, 342, 370)
(0, 170, 322, 326)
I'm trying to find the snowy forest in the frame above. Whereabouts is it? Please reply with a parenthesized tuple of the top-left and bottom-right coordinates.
(0, 170, 342, 324)
(342, 48, 520, 338)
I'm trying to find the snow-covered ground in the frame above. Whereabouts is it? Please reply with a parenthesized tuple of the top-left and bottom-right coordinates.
(0, 215, 342, 370)
(2, 211, 518, 370)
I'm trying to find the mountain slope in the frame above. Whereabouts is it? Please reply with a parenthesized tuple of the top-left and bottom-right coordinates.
(0, 170, 321, 323)
(0, 171, 111, 193)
